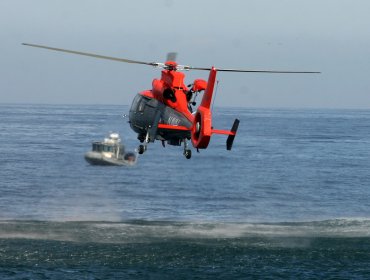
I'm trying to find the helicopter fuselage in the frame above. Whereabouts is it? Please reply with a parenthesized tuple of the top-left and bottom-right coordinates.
(129, 66, 198, 147)
(129, 92, 192, 146)
(128, 66, 239, 156)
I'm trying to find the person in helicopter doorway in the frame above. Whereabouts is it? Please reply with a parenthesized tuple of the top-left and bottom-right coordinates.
(186, 79, 207, 112)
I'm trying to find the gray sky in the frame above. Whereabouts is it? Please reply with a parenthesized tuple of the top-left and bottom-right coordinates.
(1, 0, 370, 108)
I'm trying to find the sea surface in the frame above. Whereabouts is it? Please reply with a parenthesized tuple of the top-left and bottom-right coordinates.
(1, 103, 370, 279)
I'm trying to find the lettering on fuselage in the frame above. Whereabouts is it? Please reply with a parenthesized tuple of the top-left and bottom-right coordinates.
(167, 116, 180, 125)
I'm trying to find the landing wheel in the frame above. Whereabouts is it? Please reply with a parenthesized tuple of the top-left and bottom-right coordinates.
(184, 149, 192, 159)
(138, 144, 146, 154)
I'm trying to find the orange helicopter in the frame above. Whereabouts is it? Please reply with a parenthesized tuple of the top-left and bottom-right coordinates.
(23, 43, 319, 159)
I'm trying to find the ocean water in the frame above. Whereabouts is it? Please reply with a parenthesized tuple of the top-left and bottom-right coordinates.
(1, 103, 370, 279)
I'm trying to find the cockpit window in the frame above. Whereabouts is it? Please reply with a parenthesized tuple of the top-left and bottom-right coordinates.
(131, 95, 146, 113)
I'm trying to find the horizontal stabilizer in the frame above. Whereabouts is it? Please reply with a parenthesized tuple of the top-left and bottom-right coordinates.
(226, 119, 240, 150)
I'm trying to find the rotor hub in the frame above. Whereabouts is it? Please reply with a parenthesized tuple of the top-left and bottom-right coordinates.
(165, 61, 178, 71)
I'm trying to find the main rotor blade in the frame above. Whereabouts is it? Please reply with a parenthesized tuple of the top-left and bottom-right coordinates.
(22, 43, 320, 74)
(22, 43, 158, 66)
(186, 66, 320, 74)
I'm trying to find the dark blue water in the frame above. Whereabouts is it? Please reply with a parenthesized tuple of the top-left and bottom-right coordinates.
(1, 104, 370, 279)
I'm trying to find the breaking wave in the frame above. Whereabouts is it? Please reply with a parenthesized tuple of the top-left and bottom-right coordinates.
(1, 218, 370, 244)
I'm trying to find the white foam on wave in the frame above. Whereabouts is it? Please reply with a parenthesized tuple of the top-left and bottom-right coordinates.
(1, 218, 370, 244)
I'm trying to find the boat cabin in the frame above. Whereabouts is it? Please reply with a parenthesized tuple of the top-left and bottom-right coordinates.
(91, 141, 124, 157)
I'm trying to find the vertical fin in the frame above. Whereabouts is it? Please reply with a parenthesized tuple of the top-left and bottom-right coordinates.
(200, 67, 217, 109)
(190, 67, 217, 149)
(226, 119, 240, 150)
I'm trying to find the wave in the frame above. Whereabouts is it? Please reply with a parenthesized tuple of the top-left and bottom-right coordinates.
(1, 218, 370, 244)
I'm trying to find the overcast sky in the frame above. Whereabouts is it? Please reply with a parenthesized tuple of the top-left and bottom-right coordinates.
(1, 0, 370, 108)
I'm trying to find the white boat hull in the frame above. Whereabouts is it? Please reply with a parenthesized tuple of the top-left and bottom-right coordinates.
(84, 151, 137, 166)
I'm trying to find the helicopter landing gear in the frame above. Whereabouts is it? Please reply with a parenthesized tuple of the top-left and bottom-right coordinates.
(138, 144, 147, 154)
(183, 139, 192, 159)
(138, 131, 150, 155)
(184, 149, 192, 159)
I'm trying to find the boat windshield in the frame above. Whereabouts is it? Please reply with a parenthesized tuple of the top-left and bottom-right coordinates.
(92, 143, 115, 153)
(92, 143, 102, 152)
